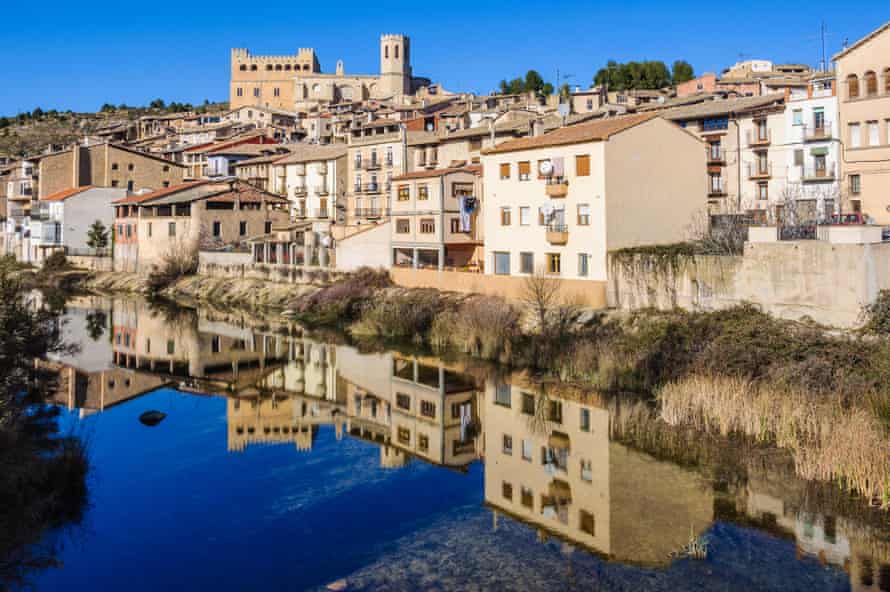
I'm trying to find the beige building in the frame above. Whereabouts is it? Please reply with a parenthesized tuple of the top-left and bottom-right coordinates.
(833, 21, 890, 223)
(112, 180, 288, 272)
(390, 166, 482, 270)
(269, 144, 347, 221)
(230, 34, 431, 111)
(38, 143, 185, 199)
(481, 113, 705, 286)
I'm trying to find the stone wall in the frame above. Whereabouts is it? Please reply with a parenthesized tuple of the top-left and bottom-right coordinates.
(198, 250, 340, 285)
(68, 254, 113, 272)
(608, 240, 890, 327)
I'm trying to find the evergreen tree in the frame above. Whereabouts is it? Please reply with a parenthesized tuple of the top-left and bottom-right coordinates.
(86, 220, 109, 250)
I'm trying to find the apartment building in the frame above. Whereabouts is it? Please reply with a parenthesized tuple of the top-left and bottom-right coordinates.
(112, 180, 288, 273)
(26, 186, 126, 263)
(269, 144, 347, 221)
(38, 143, 185, 199)
(181, 134, 278, 180)
(390, 166, 482, 270)
(481, 114, 704, 295)
(783, 73, 841, 221)
(663, 94, 787, 216)
(834, 21, 890, 223)
(205, 143, 288, 179)
(343, 119, 407, 236)
(1, 159, 40, 257)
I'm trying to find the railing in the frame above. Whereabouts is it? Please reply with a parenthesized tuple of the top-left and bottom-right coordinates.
(707, 177, 727, 197)
(803, 122, 832, 141)
(545, 224, 569, 245)
(293, 186, 307, 196)
(746, 129, 771, 147)
(364, 159, 380, 170)
(747, 162, 772, 179)
(545, 177, 569, 198)
(801, 163, 836, 182)
(707, 146, 725, 162)
(355, 208, 389, 218)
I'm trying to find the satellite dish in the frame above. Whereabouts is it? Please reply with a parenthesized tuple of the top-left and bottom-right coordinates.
(539, 161, 554, 177)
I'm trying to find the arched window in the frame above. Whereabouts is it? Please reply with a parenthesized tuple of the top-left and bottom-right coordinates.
(865, 71, 878, 96)
(302, 64, 309, 71)
(275, 64, 282, 71)
(266, 64, 273, 71)
(847, 74, 859, 99)
(385, 45, 389, 59)
(250, 64, 257, 71)
(395, 45, 399, 59)
(285, 64, 292, 71)
(239, 64, 247, 71)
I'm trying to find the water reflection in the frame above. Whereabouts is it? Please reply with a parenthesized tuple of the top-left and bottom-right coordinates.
(45, 296, 890, 590)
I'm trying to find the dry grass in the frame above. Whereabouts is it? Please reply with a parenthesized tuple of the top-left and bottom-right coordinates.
(658, 374, 890, 506)
(430, 296, 521, 362)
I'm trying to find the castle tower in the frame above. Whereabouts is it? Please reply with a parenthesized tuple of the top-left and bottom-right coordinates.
(379, 34, 411, 98)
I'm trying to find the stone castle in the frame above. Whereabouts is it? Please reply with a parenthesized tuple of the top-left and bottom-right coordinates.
(229, 34, 431, 111)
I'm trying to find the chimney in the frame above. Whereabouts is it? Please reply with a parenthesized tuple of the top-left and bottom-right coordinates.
(532, 119, 544, 137)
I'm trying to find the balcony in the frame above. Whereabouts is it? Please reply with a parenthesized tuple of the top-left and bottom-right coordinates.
(364, 159, 381, 171)
(313, 209, 329, 219)
(545, 224, 568, 245)
(801, 163, 836, 182)
(363, 183, 381, 194)
(314, 186, 329, 196)
(355, 208, 388, 219)
(803, 122, 832, 142)
(746, 129, 771, 147)
(292, 186, 307, 197)
(706, 146, 725, 163)
(747, 162, 772, 180)
(545, 179, 569, 198)
(708, 177, 727, 197)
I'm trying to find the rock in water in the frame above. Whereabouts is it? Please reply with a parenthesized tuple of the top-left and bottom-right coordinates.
(326, 579, 348, 591)
(139, 410, 167, 427)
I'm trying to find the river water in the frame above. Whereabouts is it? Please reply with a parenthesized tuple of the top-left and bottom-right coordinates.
(26, 294, 890, 591)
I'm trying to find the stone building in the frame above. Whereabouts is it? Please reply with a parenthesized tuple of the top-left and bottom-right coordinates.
(229, 34, 432, 111)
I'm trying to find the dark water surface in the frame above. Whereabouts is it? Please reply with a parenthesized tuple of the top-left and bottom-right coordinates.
(27, 295, 886, 591)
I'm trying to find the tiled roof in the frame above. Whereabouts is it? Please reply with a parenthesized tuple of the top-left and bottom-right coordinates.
(482, 113, 659, 155)
(272, 144, 347, 165)
(661, 93, 784, 121)
(42, 186, 95, 202)
(112, 180, 210, 205)
(392, 165, 481, 181)
(833, 21, 890, 60)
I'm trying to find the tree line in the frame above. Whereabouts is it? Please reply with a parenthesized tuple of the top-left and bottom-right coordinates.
(594, 60, 695, 91)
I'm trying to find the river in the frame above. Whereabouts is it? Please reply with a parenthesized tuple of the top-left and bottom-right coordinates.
(24, 294, 890, 591)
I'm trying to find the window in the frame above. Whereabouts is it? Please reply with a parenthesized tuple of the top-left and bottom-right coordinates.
(127, 163, 134, 171)
(212, 221, 221, 237)
(273, 87, 280, 97)
(493, 252, 510, 275)
(417, 434, 429, 452)
(792, 109, 803, 125)
(521, 486, 533, 509)
(236, 88, 243, 97)
(850, 122, 861, 148)
(502, 481, 513, 501)
(850, 174, 861, 195)
(548, 400, 563, 424)
(756, 119, 768, 141)
(578, 253, 589, 277)
(166, 340, 175, 355)
(495, 384, 511, 407)
(847, 74, 859, 99)
(521, 392, 535, 415)
(168, 222, 176, 237)
(125, 224, 132, 238)
(420, 400, 436, 419)
(162, 181, 170, 188)
(518, 161, 531, 181)
(397, 427, 410, 445)
(757, 182, 768, 201)
(397, 184, 409, 200)
(419, 218, 435, 233)
(396, 393, 411, 410)
(546, 253, 561, 275)
(575, 154, 590, 176)
(577, 204, 590, 226)
(581, 459, 593, 482)
(521, 439, 533, 462)
(502, 434, 513, 455)
(868, 121, 880, 146)
(394, 218, 409, 233)
(794, 149, 804, 167)
(580, 408, 591, 432)
(469, 137, 482, 151)
(519, 206, 531, 226)
(580, 510, 596, 536)
(450, 218, 460, 233)
(865, 71, 878, 96)
(702, 116, 729, 131)
(499, 163, 510, 179)
(111, 180, 119, 187)
(417, 185, 429, 200)
(211, 335, 221, 354)
(453, 182, 474, 197)
(500, 207, 511, 226)
(239, 221, 247, 236)
(519, 252, 534, 274)
(147, 222, 152, 237)
(111, 162, 119, 171)
(253, 88, 260, 98)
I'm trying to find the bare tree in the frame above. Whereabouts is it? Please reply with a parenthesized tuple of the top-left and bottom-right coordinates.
(522, 267, 562, 332)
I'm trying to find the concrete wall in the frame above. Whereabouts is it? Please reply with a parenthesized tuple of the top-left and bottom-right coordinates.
(69, 254, 112, 271)
(608, 239, 890, 327)
(391, 267, 608, 308)
(336, 221, 391, 271)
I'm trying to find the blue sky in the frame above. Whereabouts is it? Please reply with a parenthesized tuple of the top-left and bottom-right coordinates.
(2, 1, 886, 115)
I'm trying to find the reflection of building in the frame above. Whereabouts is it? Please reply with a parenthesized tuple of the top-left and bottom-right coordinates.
(482, 380, 713, 566)
(227, 394, 343, 452)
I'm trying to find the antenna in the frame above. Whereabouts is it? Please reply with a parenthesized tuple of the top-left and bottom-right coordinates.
(820, 21, 827, 72)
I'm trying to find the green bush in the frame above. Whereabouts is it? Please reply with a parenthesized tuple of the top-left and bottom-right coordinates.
(41, 250, 69, 272)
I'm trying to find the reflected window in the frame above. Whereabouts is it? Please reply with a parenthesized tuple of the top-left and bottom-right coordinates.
(502, 481, 513, 501)
(495, 384, 511, 407)
(520, 486, 533, 509)
(397, 426, 410, 445)
(521, 392, 535, 415)
(521, 439, 533, 462)
(418, 434, 429, 452)
(502, 434, 513, 455)
(580, 510, 596, 536)
(396, 393, 410, 411)
(580, 408, 590, 432)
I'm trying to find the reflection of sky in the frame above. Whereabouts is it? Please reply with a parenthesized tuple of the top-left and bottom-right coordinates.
(40, 388, 851, 592)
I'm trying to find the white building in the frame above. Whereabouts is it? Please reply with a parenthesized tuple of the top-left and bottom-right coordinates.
(270, 144, 347, 222)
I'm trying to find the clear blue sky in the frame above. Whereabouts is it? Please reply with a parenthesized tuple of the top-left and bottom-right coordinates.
(2, 1, 886, 116)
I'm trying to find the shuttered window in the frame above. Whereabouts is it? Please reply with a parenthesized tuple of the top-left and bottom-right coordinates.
(518, 161, 531, 181)
(575, 154, 591, 176)
(499, 163, 510, 179)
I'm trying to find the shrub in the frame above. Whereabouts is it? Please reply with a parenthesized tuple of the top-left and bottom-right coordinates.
(353, 289, 444, 341)
(861, 290, 890, 336)
(296, 267, 391, 325)
(41, 250, 69, 272)
(430, 296, 520, 361)
(146, 241, 198, 296)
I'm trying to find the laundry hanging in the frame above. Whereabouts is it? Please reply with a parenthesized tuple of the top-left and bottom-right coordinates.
(459, 196, 477, 233)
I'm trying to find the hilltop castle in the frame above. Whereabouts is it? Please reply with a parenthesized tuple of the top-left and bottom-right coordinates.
(229, 34, 432, 111)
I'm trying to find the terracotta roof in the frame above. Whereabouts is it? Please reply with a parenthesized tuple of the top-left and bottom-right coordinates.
(482, 113, 659, 155)
(833, 21, 890, 60)
(392, 165, 481, 181)
(112, 180, 210, 205)
(42, 186, 95, 202)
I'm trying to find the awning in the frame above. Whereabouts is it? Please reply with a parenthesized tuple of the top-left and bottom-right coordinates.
(810, 147, 829, 156)
(548, 432, 571, 449)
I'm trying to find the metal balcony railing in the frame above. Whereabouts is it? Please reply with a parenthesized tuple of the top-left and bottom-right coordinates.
(803, 122, 832, 141)
(746, 129, 771, 147)
(708, 177, 727, 197)
(801, 163, 836, 182)
(747, 162, 772, 179)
